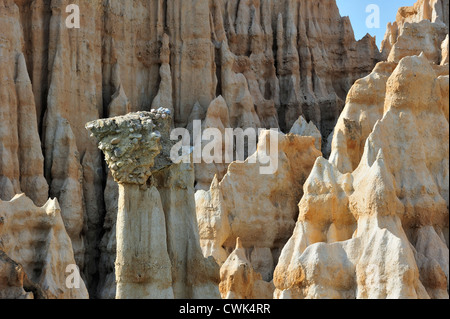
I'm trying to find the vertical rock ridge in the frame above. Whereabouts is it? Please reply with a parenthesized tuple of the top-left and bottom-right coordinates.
(1, 0, 416, 299)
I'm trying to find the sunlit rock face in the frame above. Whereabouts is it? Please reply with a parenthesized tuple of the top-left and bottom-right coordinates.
(86, 110, 171, 185)
(0, 1, 381, 297)
(87, 110, 220, 299)
(1, 0, 448, 300)
(0, 195, 89, 299)
(273, 54, 449, 300)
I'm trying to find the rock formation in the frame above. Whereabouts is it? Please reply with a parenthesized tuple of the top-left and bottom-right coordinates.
(196, 130, 321, 290)
(211, 0, 449, 299)
(194, 96, 231, 191)
(328, 61, 398, 173)
(151, 34, 174, 120)
(219, 238, 275, 299)
(273, 53, 449, 299)
(386, 19, 447, 64)
(290, 116, 322, 151)
(0, 251, 33, 299)
(87, 109, 220, 299)
(96, 62, 131, 299)
(0, 4, 48, 207)
(219, 41, 262, 131)
(1, 0, 448, 300)
(0, 0, 381, 296)
(0, 194, 88, 299)
(212, 0, 382, 138)
(331, 0, 449, 175)
(272, 0, 449, 298)
(381, 0, 449, 62)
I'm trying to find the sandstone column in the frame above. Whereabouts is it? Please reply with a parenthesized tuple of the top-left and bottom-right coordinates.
(86, 109, 174, 299)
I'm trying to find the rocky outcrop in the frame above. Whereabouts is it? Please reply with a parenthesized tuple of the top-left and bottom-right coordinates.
(87, 110, 174, 299)
(328, 61, 398, 173)
(87, 110, 177, 298)
(442, 35, 449, 64)
(151, 34, 174, 120)
(196, 130, 321, 289)
(213, 0, 382, 137)
(381, 0, 449, 62)
(0, 251, 33, 299)
(331, 0, 449, 175)
(0, 0, 382, 297)
(273, 54, 449, 299)
(87, 110, 220, 299)
(0, 250, 46, 299)
(6, 0, 449, 300)
(40, 0, 105, 294)
(278, 0, 449, 298)
(274, 154, 431, 299)
(219, 238, 275, 299)
(0, 2, 87, 298)
(220, 41, 262, 131)
(0, 3, 48, 207)
(46, 116, 86, 272)
(96, 63, 131, 299)
(0, 194, 89, 299)
(154, 161, 221, 299)
(386, 19, 447, 64)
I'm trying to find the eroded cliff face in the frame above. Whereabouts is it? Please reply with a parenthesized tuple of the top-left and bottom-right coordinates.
(196, 131, 321, 269)
(381, 0, 449, 62)
(330, 0, 449, 175)
(204, 0, 449, 300)
(0, 0, 380, 298)
(219, 238, 275, 299)
(0, 195, 88, 299)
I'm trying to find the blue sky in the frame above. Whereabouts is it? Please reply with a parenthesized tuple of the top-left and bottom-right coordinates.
(336, 0, 417, 47)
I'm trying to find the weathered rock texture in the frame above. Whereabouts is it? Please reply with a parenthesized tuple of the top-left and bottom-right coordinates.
(219, 238, 275, 299)
(2, 0, 448, 300)
(194, 96, 231, 191)
(0, 0, 382, 298)
(272, 0, 449, 297)
(328, 61, 398, 173)
(0, 195, 88, 299)
(442, 34, 449, 64)
(0, 4, 48, 208)
(196, 130, 321, 292)
(210, 0, 449, 299)
(87, 110, 220, 299)
(331, 0, 449, 174)
(0, 251, 34, 299)
(290, 116, 322, 151)
(273, 53, 449, 299)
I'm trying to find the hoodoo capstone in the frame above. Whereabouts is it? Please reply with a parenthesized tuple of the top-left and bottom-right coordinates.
(86, 109, 220, 299)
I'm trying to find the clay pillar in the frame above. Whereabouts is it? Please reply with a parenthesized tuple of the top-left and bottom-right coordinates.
(86, 109, 174, 299)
